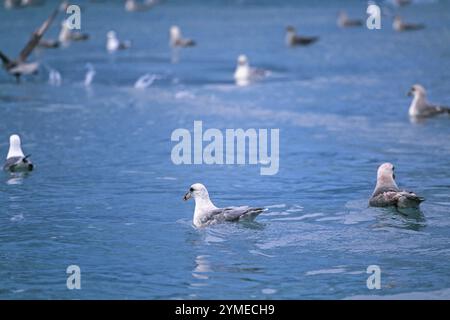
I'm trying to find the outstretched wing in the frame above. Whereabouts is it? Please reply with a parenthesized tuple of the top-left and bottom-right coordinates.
(18, 5, 60, 62)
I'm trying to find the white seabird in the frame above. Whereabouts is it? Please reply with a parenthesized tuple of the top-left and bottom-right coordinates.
(393, 16, 424, 32)
(337, 11, 363, 28)
(183, 183, 265, 228)
(3, 134, 34, 172)
(0, 5, 59, 82)
(169, 25, 196, 48)
(58, 19, 89, 45)
(369, 163, 423, 209)
(84, 63, 96, 87)
(407, 84, 450, 118)
(233, 54, 267, 86)
(285, 26, 319, 47)
(106, 30, 131, 53)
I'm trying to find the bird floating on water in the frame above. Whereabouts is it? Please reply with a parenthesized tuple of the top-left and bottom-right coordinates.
(285, 26, 319, 47)
(369, 163, 423, 209)
(337, 11, 363, 28)
(183, 183, 265, 228)
(106, 30, 131, 52)
(170, 25, 196, 48)
(407, 84, 450, 118)
(393, 16, 424, 32)
(3, 135, 34, 172)
(125, 0, 157, 12)
(233, 54, 267, 87)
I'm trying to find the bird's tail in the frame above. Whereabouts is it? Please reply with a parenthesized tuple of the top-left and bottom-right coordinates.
(241, 208, 266, 221)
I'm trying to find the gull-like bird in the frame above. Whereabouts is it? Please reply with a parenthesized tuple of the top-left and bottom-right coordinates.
(369, 163, 423, 209)
(183, 183, 265, 228)
(58, 19, 89, 45)
(337, 11, 363, 28)
(0, 5, 59, 81)
(407, 84, 450, 118)
(106, 30, 131, 52)
(233, 54, 268, 86)
(3, 135, 34, 172)
(169, 25, 196, 48)
(393, 16, 424, 32)
(285, 26, 319, 47)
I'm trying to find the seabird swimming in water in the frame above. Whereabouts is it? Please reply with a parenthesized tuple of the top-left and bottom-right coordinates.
(285, 26, 318, 47)
(106, 30, 131, 52)
(394, 0, 411, 7)
(170, 25, 196, 48)
(183, 183, 265, 228)
(369, 163, 423, 209)
(125, 0, 157, 12)
(337, 11, 363, 28)
(58, 19, 89, 45)
(0, 5, 59, 82)
(407, 84, 450, 118)
(233, 54, 267, 86)
(393, 16, 424, 32)
(3, 135, 33, 172)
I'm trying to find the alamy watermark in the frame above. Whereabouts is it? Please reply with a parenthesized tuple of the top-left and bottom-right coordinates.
(366, 265, 381, 289)
(66, 4, 81, 30)
(66, 265, 81, 290)
(171, 121, 279, 175)
(366, 4, 381, 30)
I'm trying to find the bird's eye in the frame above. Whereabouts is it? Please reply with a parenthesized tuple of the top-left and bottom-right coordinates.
(411, 87, 415, 91)
(190, 187, 194, 192)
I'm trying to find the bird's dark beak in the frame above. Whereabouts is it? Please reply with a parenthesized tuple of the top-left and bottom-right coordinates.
(183, 191, 191, 201)
(407, 90, 413, 97)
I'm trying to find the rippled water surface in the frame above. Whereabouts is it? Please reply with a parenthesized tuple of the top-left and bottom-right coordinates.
(1, 0, 450, 299)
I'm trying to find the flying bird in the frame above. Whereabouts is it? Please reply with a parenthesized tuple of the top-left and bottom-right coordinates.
(3, 134, 34, 172)
(369, 163, 423, 209)
(285, 26, 319, 47)
(0, 5, 59, 82)
(407, 84, 450, 118)
(183, 183, 265, 228)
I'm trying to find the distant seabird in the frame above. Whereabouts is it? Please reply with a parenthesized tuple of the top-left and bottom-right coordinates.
(395, 0, 411, 7)
(183, 183, 264, 228)
(337, 11, 363, 28)
(285, 26, 319, 47)
(407, 84, 450, 118)
(106, 30, 131, 52)
(3, 135, 33, 172)
(369, 163, 423, 209)
(393, 16, 424, 32)
(58, 19, 89, 45)
(0, 5, 59, 81)
(233, 54, 267, 86)
(125, 0, 157, 12)
(170, 25, 196, 48)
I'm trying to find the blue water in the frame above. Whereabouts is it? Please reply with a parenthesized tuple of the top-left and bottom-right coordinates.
(1, 0, 450, 299)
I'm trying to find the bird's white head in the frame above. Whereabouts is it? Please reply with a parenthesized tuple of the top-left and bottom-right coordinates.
(237, 54, 249, 67)
(107, 31, 117, 39)
(183, 183, 209, 201)
(170, 25, 181, 40)
(376, 162, 397, 186)
(408, 84, 426, 99)
(7, 134, 25, 159)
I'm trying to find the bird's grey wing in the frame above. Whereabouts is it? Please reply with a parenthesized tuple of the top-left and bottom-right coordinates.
(207, 206, 264, 222)
(425, 103, 450, 116)
(369, 191, 401, 207)
(396, 190, 424, 209)
(3, 156, 22, 171)
(18, 5, 59, 62)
